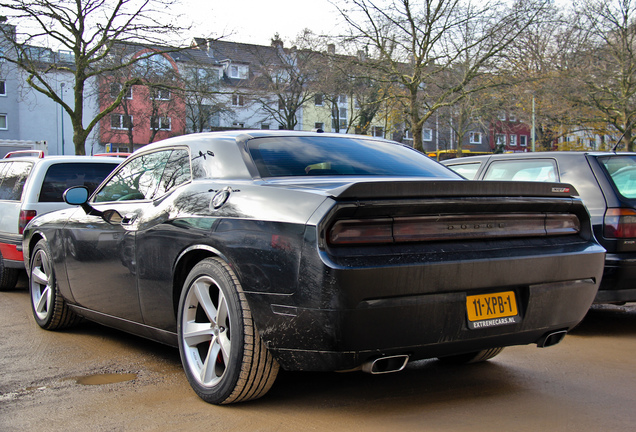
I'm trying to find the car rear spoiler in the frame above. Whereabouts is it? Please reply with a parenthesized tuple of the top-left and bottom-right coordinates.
(333, 180, 579, 200)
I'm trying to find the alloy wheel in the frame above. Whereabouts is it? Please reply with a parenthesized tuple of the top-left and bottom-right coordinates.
(181, 275, 232, 388)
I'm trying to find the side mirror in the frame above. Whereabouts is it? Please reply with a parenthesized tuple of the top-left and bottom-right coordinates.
(63, 186, 103, 217)
(63, 186, 89, 205)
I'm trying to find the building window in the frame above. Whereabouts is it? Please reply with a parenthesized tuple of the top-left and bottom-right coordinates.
(509, 135, 517, 146)
(315, 94, 323, 106)
(232, 94, 245, 107)
(229, 64, 248, 79)
(371, 126, 384, 137)
(111, 114, 132, 129)
(469, 132, 481, 144)
(151, 116, 171, 131)
(110, 83, 132, 99)
(0, 81, 6, 96)
(0, 114, 7, 130)
(520, 135, 528, 147)
(232, 122, 245, 128)
(150, 88, 170, 100)
(261, 123, 270, 130)
(314, 122, 324, 130)
(110, 145, 129, 153)
(496, 134, 506, 146)
(332, 107, 347, 130)
(423, 128, 433, 141)
(509, 114, 517, 122)
(498, 112, 506, 121)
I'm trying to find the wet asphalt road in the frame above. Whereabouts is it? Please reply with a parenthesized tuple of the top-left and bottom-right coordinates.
(1, 274, 636, 432)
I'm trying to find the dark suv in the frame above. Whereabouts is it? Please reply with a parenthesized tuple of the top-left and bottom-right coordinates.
(443, 151, 636, 304)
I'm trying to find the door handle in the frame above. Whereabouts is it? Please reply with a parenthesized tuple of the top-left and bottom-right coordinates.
(121, 213, 137, 225)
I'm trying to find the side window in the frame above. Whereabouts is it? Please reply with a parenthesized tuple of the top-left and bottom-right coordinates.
(0, 161, 33, 201)
(483, 159, 558, 182)
(93, 151, 171, 202)
(156, 149, 191, 197)
(39, 163, 119, 202)
(446, 162, 481, 179)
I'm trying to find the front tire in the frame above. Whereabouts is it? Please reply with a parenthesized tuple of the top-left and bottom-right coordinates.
(178, 257, 279, 404)
(29, 240, 80, 330)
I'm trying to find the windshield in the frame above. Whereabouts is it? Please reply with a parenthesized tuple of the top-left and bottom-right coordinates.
(597, 155, 636, 198)
(247, 136, 459, 179)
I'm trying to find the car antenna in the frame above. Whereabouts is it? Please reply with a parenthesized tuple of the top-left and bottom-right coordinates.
(612, 122, 632, 153)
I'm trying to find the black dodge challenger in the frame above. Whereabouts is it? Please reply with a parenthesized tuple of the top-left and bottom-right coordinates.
(23, 131, 605, 404)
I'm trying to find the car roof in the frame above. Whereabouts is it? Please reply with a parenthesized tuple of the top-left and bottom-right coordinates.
(0, 155, 122, 164)
(134, 130, 400, 154)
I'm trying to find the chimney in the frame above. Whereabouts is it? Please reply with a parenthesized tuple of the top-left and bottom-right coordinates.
(328, 44, 335, 55)
(271, 36, 284, 49)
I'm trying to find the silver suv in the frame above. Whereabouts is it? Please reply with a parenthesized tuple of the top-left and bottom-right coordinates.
(0, 154, 121, 289)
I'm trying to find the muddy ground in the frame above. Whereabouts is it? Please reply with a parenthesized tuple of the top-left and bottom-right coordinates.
(1, 275, 635, 431)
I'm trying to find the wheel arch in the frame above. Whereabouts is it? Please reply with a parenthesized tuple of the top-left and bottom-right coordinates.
(26, 231, 47, 267)
(172, 245, 233, 319)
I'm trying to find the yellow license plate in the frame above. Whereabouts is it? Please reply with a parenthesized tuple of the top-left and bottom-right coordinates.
(466, 291, 519, 329)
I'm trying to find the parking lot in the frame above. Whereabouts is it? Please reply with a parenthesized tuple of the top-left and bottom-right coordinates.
(1, 275, 635, 432)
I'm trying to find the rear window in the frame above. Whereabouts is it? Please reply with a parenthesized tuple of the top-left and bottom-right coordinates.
(247, 136, 458, 178)
(0, 161, 33, 201)
(483, 159, 558, 182)
(38, 162, 119, 202)
(446, 162, 482, 179)
(597, 155, 636, 199)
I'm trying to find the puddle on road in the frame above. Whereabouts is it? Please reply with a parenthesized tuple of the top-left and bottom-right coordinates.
(76, 373, 137, 385)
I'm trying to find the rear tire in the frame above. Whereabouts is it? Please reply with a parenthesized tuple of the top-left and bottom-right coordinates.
(437, 347, 504, 365)
(29, 240, 80, 330)
(0, 252, 20, 291)
(178, 257, 279, 404)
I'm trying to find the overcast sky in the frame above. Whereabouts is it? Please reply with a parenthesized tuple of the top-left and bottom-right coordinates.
(181, 0, 346, 46)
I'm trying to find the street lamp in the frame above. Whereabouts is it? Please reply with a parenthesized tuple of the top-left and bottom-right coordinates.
(525, 90, 536, 152)
(531, 94, 536, 152)
(60, 82, 65, 155)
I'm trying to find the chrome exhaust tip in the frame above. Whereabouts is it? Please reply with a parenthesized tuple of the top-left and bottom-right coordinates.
(537, 330, 568, 348)
(361, 354, 410, 374)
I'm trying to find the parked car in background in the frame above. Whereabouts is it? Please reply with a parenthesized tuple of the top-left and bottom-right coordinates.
(442, 151, 636, 304)
(23, 131, 604, 404)
(0, 155, 121, 289)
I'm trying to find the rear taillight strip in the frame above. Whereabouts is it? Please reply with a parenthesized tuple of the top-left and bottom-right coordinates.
(19, 210, 37, 235)
(603, 208, 636, 238)
(329, 213, 580, 245)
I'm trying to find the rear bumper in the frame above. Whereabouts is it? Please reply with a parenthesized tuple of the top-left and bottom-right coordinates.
(261, 278, 599, 372)
(248, 242, 605, 372)
(0, 238, 25, 269)
(597, 253, 636, 303)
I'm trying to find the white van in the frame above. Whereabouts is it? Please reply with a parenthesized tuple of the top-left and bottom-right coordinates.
(0, 154, 121, 289)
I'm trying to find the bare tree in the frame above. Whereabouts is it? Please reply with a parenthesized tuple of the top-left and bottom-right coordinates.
(566, 0, 636, 151)
(335, 0, 548, 150)
(181, 64, 230, 133)
(0, 0, 186, 154)
(248, 32, 322, 130)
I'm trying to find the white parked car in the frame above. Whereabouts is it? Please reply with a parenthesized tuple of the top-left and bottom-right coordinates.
(0, 153, 121, 289)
